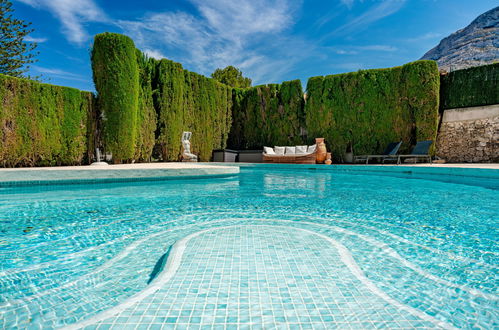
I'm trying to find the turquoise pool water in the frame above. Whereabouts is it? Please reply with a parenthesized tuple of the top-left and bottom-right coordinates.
(0, 166, 497, 329)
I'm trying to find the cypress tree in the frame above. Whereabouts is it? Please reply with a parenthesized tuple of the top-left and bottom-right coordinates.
(0, 0, 38, 77)
(91, 33, 139, 163)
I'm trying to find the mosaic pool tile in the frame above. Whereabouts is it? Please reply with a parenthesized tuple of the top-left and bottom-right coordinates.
(76, 225, 440, 329)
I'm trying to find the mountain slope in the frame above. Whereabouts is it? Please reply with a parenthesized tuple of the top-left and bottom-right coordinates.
(421, 6, 498, 71)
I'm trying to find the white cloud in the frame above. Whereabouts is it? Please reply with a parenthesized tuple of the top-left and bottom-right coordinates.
(327, 0, 406, 37)
(143, 49, 166, 60)
(117, 0, 307, 84)
(333, 45, 397, 55)
(191, 0, 293, 37)
(407, 32, 442, 42)
(340, 0, 355, 9)
(357, 45, 398, 52)
(24, 36, 48, 43)
(335, 49, 359, 55)
(16, 0, 108, 45)
(31, 65, 88, 82)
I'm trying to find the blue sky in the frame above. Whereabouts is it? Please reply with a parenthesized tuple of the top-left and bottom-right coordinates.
(12, 0, 498, 92)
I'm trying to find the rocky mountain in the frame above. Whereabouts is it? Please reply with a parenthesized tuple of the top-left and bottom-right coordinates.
(421, 6, 498, 71)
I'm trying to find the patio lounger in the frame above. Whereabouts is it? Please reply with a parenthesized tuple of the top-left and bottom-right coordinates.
(393, 140, 433, 165)
(353, 141, 402, 164)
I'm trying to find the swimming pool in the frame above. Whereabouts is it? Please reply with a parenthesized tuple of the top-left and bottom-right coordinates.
(0, 165, 497, 329)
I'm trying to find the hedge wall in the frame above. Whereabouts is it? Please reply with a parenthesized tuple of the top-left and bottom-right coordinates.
(151, 58, 232, 161)
(227, 79, 305, 149)
(0, 74, 94, 167)
(440, 62, 499, 110)
(92, 33, 139, 163)
(1, 31, 442, 167)
(305, 60, 439, 161)
(91, 33, 232, 163)
(135, 50, 157, 161)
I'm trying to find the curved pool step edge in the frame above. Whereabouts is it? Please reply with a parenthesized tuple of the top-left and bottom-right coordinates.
(0, 164, 239, 187)
(67, 225, 456, 330)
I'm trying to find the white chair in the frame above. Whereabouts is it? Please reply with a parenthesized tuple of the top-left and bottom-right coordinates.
(181, 131, 198, 162)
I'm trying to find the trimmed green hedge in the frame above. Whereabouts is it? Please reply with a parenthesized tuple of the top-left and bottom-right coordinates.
(227, 80, 305, 149)
(135, 50, 157, 161)
(1, 31, 442, 167)
(305, 60, 439, 161)
(0, 74, 94, 167)
(440, 62, 499, 110)
(151, 58, 232, 161)
(91, 33, 232, 163)
(92, 33, 139, 163)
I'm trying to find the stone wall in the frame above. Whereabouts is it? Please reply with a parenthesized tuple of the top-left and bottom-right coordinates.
(436, 104, 499, 163)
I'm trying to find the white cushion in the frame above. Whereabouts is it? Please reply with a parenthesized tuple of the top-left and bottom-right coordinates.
(296, 145, 307, 154)
(264, 146, 275, 155)
(307, 144, 317, 153)
(285, 146, 296, 154)
(274, 146, 285, 155)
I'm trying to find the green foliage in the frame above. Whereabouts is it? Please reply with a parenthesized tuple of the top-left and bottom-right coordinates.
(305, 60, 440, 161)
(0, 74, 93, 167)
(0, 29, 441, 167)
(0, 0, 38, 77)
(403, 61, 440, 153)
(91, 32, 139, 163)
(211, 65, 251, 88)
(227, 79, 305, 149)
(440, 62, 499, 110)
(135, 50, 157, 161)
(151, 58, 233, 161)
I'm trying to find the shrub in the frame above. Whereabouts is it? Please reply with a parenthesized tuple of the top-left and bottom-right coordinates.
(135, 50, 157, 161)
(305, 60, 440, 161)
(91, 32, 139, 163)
(151, 58, 232, 161)
(0, 74, 93, 167)
(227, 80, 305, 149)
(440, 62, 499, 110)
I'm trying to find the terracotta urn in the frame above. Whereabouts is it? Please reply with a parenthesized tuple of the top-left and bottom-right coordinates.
(315, 138, 327, 163)
(325, 152, 332, 165)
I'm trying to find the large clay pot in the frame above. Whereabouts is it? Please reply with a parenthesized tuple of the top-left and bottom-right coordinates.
(315, 138, 327, 163)
(325, 152, 332, 165)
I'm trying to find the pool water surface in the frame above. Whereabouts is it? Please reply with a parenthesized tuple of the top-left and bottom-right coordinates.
(0, 166, 497, 329)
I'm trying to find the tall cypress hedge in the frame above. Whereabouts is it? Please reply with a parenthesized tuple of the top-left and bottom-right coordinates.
(150, 58, 232, 161)
(305, 60, 439, 161)
(92, 33, 139, 163)
(227, 79, 305, 149)
(1, 31, 444, 167)
(135, 50, 157, 161)
(0, 74, 94, 167)
(440, 62, 499, 110)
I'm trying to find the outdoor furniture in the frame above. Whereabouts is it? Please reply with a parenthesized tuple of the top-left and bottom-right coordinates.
(263, 145, 317, 164)
(212, 149, 238, 162)
(383, 140, 433, 164)
(181, 131, 198, 162)
(354, 141, 402, 164)
(238, 150, 264, 163)
(396, 140, 433, 164)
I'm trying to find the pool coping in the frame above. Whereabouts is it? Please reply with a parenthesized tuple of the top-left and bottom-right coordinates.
(1, 162, 498, 187)
(0, 163, 239, 187)
(212, 162, 499, 180)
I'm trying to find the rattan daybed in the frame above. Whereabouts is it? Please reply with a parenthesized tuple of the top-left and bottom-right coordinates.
(262, 145, 317, 164)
